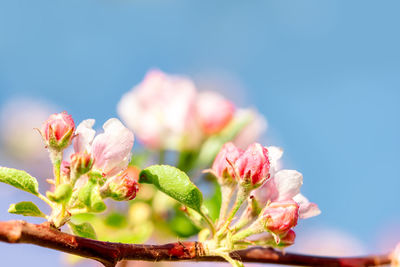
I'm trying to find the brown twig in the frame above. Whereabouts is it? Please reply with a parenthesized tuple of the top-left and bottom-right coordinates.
(0, 220, 391, 267)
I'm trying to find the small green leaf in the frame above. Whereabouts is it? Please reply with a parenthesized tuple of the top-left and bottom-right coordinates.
(47, 184, 72, 204)
(0, 167, 39, 195)
(139, 165, 203, 213)
(8, 201, 46, 217)
(69, 221, 97, 239)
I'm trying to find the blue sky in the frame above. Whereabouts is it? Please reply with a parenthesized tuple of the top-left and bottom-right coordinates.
(0, 1, 399, 266)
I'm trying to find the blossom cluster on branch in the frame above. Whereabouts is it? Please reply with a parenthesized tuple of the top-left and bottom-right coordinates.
(0, 69, 398, 267)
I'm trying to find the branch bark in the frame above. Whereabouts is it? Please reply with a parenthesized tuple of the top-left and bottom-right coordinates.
(0, 220, 391, 267)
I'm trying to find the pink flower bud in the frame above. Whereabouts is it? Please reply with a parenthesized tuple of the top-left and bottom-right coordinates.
(211, 142, 243, 183)
(41, 112, 75, 151)
(70, 152, 93, 177)
(262, 200, 299, 236)
(196, 91, 235, 135)
(100, 167, 139, 201)
(392, 243, 400, 267)
(278, 229, 296, 247)
(235, 143, 270, 187)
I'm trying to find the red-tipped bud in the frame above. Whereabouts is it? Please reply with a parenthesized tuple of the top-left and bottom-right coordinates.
(41, 112, 75, 151)
(262, 200, 299, 236)
(100, 167, 139, 201)
(70, 152, 94, 177)
(211, 142, 243, 183)
(196, 91, 235, 135)
(235, 143, 270, 187)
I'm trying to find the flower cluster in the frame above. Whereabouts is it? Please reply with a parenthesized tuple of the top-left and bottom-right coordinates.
(207, 141, 320, 250)
(39, 112, 138, 227)
(0, 70, 323, 267)
(117, 69, 262, 151)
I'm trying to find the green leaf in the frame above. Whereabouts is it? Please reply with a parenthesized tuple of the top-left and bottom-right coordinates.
(47, 184, 72, 204)
(69, 221, 97, 239)
(0, 167, 39, 195)
(8, 201, 46, 217)
(139, 165, 203, 213)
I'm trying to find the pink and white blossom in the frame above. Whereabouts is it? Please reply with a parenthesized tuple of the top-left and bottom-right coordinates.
(196, 91, 235, 135)
(73, 118, 134, 178)
(261, 199, 299, 236)
(118, 69, 201, 150)
(255, 169, 320, 219)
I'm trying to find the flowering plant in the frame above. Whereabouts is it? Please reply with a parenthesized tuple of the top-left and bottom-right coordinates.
(0, 70, 395, 267)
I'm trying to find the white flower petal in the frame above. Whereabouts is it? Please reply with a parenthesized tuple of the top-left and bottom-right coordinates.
(293, 193, 321, 219)
(274, 169, 303, 200)
(92, 118, 134, 177)
(73, 119, 96, 153)
(267, 146, 283, 174)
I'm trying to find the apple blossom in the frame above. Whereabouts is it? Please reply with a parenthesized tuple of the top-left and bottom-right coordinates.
(41, 112, 75, 151)
(261, 200, 299, 237)
(74, 118, 134, 179)
(196, 91, 235, 135)
(100, 167, 139, 201)
(235, 143, 270, 188)
(117, 69, 201, 150)
(254, 169, 320, 219)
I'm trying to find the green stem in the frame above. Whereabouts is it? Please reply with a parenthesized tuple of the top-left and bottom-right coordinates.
(38, 193, 55, 208)
(231, 220, 264, 243)
(217, 187, 250, 237)
(50, 151, 63, 186)
(200, 207, 216, 237)
(217, 184, 236, 228)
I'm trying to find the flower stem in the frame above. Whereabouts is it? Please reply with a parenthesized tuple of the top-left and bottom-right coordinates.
(200, 206, 216, 237)
(217, 184, 235, 228)
(217, 187, 249, 237)
(38, 193, 54, 208)
(50, 151, 63, 186)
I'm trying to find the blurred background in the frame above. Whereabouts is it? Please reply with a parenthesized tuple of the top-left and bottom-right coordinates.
(0, 0, 399, 266)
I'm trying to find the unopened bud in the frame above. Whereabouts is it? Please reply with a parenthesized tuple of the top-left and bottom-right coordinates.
(261, 200, 299, 237)
(100, 167, 139, 201)
(41, 112, 75, 151)
(211, 142, 243, 184)
(235, 143, 270, 188)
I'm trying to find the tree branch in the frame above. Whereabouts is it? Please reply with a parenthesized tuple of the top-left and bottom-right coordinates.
(0, 220, 391, 267)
